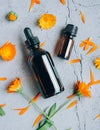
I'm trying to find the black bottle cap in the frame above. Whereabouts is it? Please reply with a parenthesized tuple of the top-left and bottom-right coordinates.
(24, 27, 40, 48)
(62, 24, 78, 37)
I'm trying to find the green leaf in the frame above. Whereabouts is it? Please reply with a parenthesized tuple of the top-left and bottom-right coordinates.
(39, 119, 45, 127)
(37, 121, 52, 130)
(0, 107, 6, 116)
(48, 103, 56, 117)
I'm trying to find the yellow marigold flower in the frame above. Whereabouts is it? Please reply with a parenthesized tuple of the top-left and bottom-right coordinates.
(13, 105, 31, 115)
(38, 14, 56, 30)
(8, 78, 23, 93)
(7, 11, 18, 21)
(0, 41, 16, 61)
(94, 57, 100, 69)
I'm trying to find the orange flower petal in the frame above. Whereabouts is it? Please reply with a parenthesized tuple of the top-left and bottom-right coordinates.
(40, 42, 46, 48)
(67, 100, 78, 109)
(29, 0, 41, 12)
(67, 94, 76, 99)
(60, 0, 66, 5)
(80, 11, 86, 23)
(0, 77, 7, 81)
(68, 59, 81, 64)
(0, 104, 6, 107)
(14, 105, 31, 115)
(0, 41, 16, 61)
(87, 45, 98, 55)
(90, 69, 94, 83)
(95, 114, 100, 120)
(33, 114, 43, 127)
(32, 92, 41, 103)
(84, 44, 89, 51)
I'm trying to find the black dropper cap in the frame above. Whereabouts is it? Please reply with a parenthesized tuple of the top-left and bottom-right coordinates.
(62, 24, 78, 37)
(24, 27, 40, 48)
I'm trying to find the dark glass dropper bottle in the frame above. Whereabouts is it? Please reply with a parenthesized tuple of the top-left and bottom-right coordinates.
(24, 27, 64, 98)
(57, 24, 78, 60)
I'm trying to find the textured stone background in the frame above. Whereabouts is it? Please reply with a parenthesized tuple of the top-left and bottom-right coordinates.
(0, 0, 100, 130)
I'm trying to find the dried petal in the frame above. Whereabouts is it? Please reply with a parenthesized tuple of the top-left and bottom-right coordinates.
(80, 11, 86, 23)
(68, 59, 81, 64)
(95, 114, 100, 120)
(90, 69, 94, 83)
(67, 94, 76, 99)
(33, 114, 43, 126)
(0, 77, 7, 81)
(0, 104, 6, 107)
(67, 100, 78, 109)
(94, 57, 100, 70)
(40, 42, 46, 48)
(32, 92, 41, 103)
(14, 105, 31, 115)
(87, 45, 98, 55)
(29, 0, 41, 12)
(60, 0, 66, 5)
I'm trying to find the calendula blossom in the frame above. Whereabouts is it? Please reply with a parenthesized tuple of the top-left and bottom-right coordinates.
(8, 78, 23, 93)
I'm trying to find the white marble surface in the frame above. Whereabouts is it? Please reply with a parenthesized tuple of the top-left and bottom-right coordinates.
(0, 0, 100, 130)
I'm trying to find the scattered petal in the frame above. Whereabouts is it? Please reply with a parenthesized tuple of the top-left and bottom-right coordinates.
(80, 11, 86, 23)
(67, 100, 78, 109)
(7, 11, 18, 21)
(90, 69, 94, 83)
(33, 114, 43, 127)
(0, 41, 16, 61)
(87, 45, 98, 55)
(8, 78, 23, 93)
(31, 92, 41, 103)
(29, 0, 41, 12)
(14, 105, 31, 115)
(95, 114, 100, 120)
(68, 59, 81, 64)
(0, 77, 7, 81)
(67, 94, 76, 99)
(0, 104, 6, 107)
(60, 0, 66, 5)
(40, 42, 46, 48)
(38, 14, 56, 30)
(94, 57, 100, 70)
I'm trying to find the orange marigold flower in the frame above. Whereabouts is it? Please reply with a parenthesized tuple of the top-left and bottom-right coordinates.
(13, 105, 31, 115)
(38, 14, 56, 30)
(75, 81, 91, 97)
(0, 41, 16, 61)
(68, 70, 100, 98)
(8, 78, 22, 93)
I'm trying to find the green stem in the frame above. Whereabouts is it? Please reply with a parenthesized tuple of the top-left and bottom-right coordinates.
(50, 96, 77, 118)
(21, 91, 57, 129)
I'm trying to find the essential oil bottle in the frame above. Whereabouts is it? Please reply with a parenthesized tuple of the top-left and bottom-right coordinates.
(24, 27, 64, 98)
(57, 24, 78, 60)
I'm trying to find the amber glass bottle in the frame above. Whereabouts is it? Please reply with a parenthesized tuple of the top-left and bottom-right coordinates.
(57, 24, 78, 60)
(24, 28, 64, 98)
